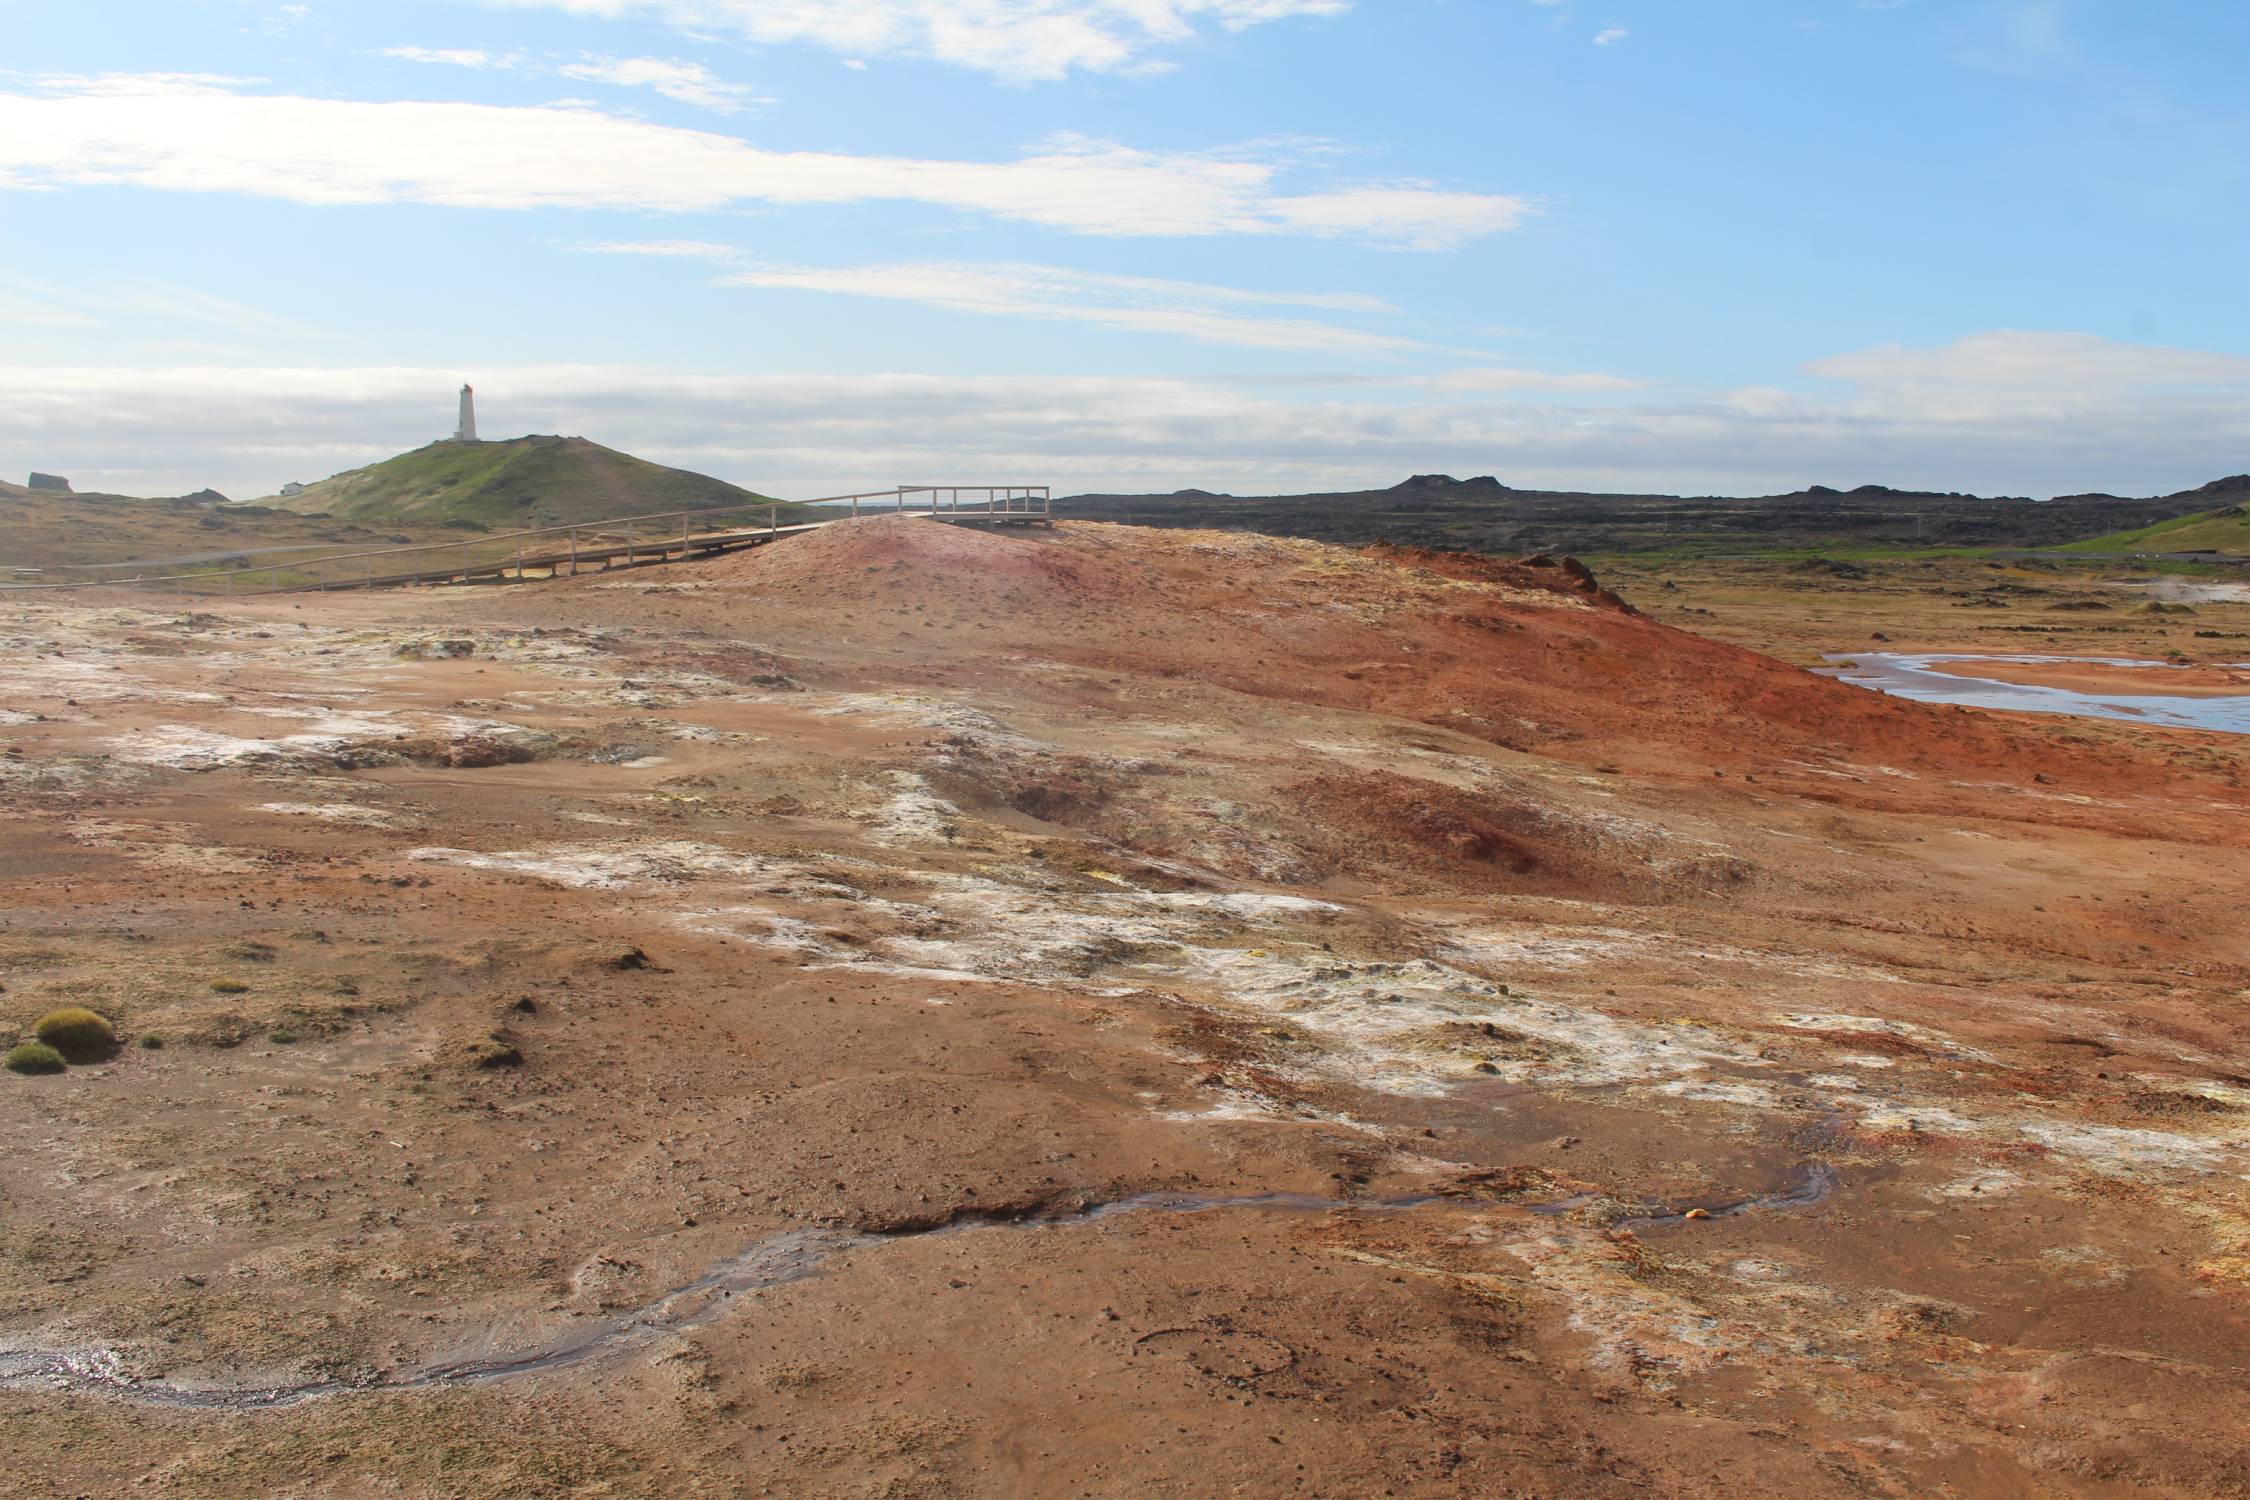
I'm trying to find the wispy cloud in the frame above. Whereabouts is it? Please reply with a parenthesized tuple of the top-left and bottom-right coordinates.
(577, 239, 740, 258)
(0, 77, 1531, 247)
(382, 46, 508, 69)
(384, 44, 770, 112)
(744, 259, 1421, 352)
(580, 242, 1425, 351)
(1593, 27, 1629, 45)
(1424, 366, 1645, 394)
(0, 275, 311, 340)
(1804, 330, 2250, 416)
(468, 0, 1352, 83)
(555, 55, 771, 112)
(0, 290, 101, 329)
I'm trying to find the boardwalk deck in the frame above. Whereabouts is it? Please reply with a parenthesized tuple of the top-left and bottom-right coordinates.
(2, 487, 1054, 596)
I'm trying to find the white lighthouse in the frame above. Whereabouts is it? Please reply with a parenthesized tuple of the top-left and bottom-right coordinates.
(453, 384, 478, 443)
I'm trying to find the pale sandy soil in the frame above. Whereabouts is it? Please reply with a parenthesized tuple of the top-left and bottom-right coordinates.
(1, 520, 2246, 1498)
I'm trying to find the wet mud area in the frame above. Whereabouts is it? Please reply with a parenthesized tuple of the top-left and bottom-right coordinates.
(3, 523, 2249, 1496)
(1824, 652, 2250, 735)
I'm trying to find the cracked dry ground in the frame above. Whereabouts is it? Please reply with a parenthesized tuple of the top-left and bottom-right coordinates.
(2, 517, 2247, 1498)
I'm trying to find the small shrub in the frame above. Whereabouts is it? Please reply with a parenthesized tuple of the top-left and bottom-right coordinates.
(34, 1006, 115, 1060)
(267, 1028, 298, 1045)
(211, 978, 250, 994)
(466, 1033, 522, 1070)
(139, 1034, 164, 1050)
(4, 1042, 66, 1075)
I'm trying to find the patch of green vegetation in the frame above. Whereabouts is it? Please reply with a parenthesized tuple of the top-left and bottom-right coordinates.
(211, 977, 251, 993)
(272, 435, 797, 529)
(33, 1006, 115, 1059)
(267, 1028, 299, 1045)
(2061, 506, 2250, 556)
(0, 490, 445, 573)
(139, 1034, 164, 1050)
(5, 1041, 66, 1075)
(1584, 543, 1998, 571)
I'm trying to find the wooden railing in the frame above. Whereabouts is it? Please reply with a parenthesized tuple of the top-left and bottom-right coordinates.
(0, 485, 1052, 596)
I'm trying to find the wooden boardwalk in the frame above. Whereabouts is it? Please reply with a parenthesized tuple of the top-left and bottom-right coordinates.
(350, 519, 829, 590)
(2, 486, 1054, 597)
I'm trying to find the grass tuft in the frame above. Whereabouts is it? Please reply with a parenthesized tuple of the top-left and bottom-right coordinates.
(34, 1006, 116, 1060)
(5, 1041, 67, 1075)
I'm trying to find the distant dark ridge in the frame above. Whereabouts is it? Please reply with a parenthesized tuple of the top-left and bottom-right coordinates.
(1054, 473, 2246, 556)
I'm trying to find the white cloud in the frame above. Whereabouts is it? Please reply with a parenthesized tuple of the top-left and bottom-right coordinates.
(578, 238, 740, 258)
(10, 71, 262, 96)
(471, 0, 1352, 82)
(0, 77, 1529, 248)
(382, 46, 505, 68)
(1593, 27, 1629, 45)
(6, 333, 2245, 503)
(577, 243, 1450, 351)
(1425, 366, 1645, 394)
(709, 257, 1424, 352)
(555, 56, 771, 112)
(0, 275, 311, 340)
(0, 282, 104, 328)
(384, 45, 769, 112)
(1805, 330, 2250, 412)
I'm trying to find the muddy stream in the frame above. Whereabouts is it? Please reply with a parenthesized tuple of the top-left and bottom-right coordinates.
(0, 1160, 1838, 1411)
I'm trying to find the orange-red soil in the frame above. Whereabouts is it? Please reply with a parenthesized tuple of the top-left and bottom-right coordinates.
(1, 519, 2246, 1498)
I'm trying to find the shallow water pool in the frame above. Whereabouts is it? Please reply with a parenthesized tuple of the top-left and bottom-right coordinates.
(1821, 652, 2250, 735)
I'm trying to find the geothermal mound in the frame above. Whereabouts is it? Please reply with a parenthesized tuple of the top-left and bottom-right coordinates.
(668, 515, 2116, 782)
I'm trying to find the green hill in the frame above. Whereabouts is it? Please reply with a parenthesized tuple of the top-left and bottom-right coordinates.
(2061, 477, 2250, 554)
(269, 435, 791, 529)
(2061, 506, 2250, 554)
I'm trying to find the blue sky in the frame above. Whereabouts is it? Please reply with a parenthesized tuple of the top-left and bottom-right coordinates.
(2, 0, 2245, 499)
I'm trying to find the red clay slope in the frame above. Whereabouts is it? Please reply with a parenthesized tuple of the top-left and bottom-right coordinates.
(649, 517, 2246, 815)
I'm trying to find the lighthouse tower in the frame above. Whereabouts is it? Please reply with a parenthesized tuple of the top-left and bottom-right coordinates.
(452, 384, 478, 443)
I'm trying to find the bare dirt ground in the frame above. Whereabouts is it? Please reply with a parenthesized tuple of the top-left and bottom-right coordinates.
(1604, 553, 2250, 673)
(2, 518, 2247, 1498)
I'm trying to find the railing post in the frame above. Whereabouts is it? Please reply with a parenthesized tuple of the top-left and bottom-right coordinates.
(768, 504, 777, 537)
(895, 487, 904, 514)
(851, 494, 859, 518)
(569, 530, 578, 577)
(681, 511, 690, 558)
